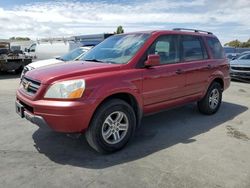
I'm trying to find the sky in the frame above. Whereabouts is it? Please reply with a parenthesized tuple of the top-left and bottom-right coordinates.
(0, 0, 250, 44)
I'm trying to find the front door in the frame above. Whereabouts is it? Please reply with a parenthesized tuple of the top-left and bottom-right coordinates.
(142, 35, 186, 107)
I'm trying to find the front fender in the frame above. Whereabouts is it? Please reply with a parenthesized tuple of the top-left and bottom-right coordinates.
(84, 69, 144, 110)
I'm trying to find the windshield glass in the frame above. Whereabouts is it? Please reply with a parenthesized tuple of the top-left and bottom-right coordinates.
(80, 33, 150, 64)
(60, 48, 87, 61)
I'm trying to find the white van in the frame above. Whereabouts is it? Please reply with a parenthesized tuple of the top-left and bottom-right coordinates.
(25, 41, 82, 61)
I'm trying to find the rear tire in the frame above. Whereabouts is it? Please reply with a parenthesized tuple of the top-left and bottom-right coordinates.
(198, 82, 222, 115)
(85, 99, 136, 153)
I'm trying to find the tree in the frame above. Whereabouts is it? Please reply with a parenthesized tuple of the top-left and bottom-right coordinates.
(115, 26, 124, 34)
(224, 40, 241, 47)
(224, 38, 250, 48)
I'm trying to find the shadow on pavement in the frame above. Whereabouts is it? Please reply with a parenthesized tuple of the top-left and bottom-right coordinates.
(32, 102, 248, 169)
(0, 72, 21, 80)
(231, 78, 250, 84)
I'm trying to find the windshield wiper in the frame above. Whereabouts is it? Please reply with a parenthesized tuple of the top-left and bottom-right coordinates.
(84, 59, 104, 63)
(84, 59, 117, 64)
(56, 57, 65, 61)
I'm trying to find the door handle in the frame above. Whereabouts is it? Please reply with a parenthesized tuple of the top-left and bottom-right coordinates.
(176, 69, 183, 74)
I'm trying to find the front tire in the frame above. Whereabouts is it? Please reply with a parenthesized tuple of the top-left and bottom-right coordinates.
(85, 99, 136, 153)
(198, 82, 222, 115)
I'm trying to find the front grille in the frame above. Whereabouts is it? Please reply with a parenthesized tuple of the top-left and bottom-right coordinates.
(21, 76, 41, 95)
(231, 66, 250, 71)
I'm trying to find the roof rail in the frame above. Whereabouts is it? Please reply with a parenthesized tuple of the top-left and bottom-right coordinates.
(173, 28, 213, 35)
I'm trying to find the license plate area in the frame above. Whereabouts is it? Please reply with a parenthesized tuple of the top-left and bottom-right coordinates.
(16, 101, 24, 118)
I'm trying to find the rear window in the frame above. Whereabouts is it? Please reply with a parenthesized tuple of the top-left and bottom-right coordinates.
(181, 35, 207, 61)
(206, 37, 224, 59)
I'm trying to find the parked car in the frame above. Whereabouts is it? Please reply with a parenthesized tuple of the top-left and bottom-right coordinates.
(21, 46, 92, 79)
(230, 53, 250, 80)
(16, 29, 230, 153)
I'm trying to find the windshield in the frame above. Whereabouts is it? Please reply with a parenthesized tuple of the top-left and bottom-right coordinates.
(80, 33, 150, 64)
(60, 48, 88, 61)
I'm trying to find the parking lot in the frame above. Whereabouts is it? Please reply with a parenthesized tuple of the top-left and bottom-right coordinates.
(0, 73, 249, 188)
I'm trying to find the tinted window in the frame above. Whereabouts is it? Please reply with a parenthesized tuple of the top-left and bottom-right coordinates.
(207, 37, 224, 59)
(181, 35, 206, 61)
(148, 35, 180, 64)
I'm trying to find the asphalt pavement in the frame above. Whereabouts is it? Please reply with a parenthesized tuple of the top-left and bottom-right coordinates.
(0, 73, 249, 188)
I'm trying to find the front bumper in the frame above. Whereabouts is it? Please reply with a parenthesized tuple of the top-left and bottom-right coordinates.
(230, 70, 250, 79)
(16, 100, 50, 130)
(16, 90, 97, 133)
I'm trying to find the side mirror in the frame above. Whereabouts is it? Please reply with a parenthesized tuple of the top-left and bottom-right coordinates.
(24, 48, 28, 52)
(145, 54, 160, 67)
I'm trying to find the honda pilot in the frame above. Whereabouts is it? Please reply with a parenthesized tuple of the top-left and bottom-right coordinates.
(16, 28, 230, 153)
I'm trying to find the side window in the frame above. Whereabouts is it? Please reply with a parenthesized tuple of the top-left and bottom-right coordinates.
(206, 37, 224, 59)
(181, 35, 207, 61)
(148, 35, 180, 64)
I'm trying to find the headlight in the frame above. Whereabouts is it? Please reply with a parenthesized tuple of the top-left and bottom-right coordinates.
(44, 79, 85, 99)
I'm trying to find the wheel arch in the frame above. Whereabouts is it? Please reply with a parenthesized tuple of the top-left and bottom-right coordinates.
(201, 76, 224, 100)
(91, 92, 143, 128)
(212, 77, 224, 91)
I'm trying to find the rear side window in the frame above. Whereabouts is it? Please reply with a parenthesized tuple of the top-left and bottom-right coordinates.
(181, 35, 207, 61)
(206, 37, 224, 59)
(148, 35, 180, 64)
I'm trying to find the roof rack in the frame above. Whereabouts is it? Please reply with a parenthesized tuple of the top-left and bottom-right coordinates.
(173, 28, 213, 35)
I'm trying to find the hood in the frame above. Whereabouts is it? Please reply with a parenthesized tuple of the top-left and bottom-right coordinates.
(28, 58, 63, 69)
(230, 59, 250, 67)
(25, 61, 120, 84)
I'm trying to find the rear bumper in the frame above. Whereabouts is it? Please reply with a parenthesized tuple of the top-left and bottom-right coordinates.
(16, 90, 97, 133)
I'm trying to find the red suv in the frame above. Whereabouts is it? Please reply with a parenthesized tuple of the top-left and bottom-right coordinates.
(16, 28, 230, 153)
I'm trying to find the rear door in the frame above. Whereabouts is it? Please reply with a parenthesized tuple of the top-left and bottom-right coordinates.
(142, 35, 186, 106)
(180, 35, 210, 96)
